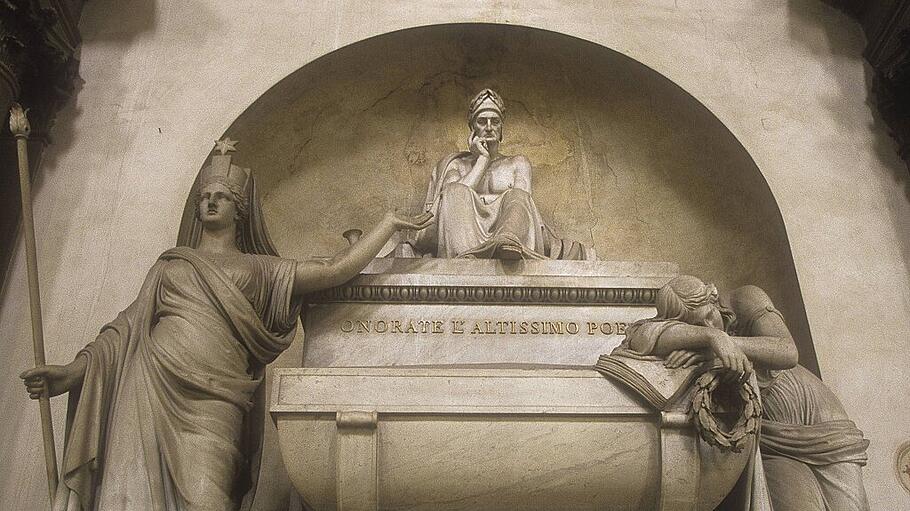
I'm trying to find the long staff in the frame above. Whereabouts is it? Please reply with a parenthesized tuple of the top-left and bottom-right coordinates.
(10, 103, 58, 502)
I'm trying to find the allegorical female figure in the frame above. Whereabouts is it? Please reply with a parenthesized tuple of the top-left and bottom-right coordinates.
(414, 88, 593, 260)
(616, 275, 870, 511)
(21, 139, 432, 511)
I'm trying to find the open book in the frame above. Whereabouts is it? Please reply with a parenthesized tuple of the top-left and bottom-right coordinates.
(594, 353, 707, 410)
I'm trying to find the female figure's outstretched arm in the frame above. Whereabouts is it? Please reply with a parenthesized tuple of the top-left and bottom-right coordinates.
(292, 211, 433, 295)
(23, 210, 434, 398)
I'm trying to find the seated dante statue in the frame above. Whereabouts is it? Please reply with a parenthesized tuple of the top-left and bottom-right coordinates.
(414, 89, 594, 260)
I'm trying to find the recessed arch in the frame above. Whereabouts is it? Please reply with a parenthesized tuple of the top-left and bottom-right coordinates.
(212, 23, 819, 374)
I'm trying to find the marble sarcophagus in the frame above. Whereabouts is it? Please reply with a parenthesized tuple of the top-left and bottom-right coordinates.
(271, 259, 752, 510)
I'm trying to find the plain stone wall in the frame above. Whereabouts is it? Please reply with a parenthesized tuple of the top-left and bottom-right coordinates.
(0, 0, 907, 509)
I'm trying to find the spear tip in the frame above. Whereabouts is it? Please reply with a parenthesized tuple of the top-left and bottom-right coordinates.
(10, 102, 31, 138)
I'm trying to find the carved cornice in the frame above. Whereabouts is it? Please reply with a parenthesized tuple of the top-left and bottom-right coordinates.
(305, 285, 658, 306)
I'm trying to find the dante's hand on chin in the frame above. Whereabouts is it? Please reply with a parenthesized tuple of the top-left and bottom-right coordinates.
(470, 137, 490, 158)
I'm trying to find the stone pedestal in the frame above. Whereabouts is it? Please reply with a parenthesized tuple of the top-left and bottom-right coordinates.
(272, 259, 752, 510)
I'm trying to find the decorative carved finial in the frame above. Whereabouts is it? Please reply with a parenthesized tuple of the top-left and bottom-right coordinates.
(214, 137, 238, 155)
(9, 103, 31, 139)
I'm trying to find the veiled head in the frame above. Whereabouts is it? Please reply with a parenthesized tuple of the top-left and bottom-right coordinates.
(194, 139, 252, 233)
(178, 138, 280, 256)
(656, 275, 730, 330)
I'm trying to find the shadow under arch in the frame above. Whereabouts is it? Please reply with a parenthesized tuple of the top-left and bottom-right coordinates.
(212, 22, 819, 376)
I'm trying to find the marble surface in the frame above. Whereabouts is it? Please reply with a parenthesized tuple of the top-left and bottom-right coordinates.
(272, 367, 750, 511)
(272, 367, 652, 414)
(301, 259, 675, 367)
(303, 302, 647, 367)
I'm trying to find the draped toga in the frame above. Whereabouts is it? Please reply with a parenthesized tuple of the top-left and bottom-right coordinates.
(415, 151, 593, 260)
(54, 247, 302, 511)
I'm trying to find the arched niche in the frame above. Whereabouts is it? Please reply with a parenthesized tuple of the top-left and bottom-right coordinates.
(215, 23, 819, 374)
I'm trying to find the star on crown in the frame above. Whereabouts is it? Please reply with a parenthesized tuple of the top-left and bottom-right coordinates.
(214, 137, 238, 155)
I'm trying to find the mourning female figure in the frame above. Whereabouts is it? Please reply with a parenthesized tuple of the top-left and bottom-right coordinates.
(21, 141, 433, 511)
(616, 275, 870, 511)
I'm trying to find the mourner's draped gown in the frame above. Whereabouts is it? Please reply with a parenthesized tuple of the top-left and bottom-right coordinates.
(616, 293, 869, 511)
(54, 248, 301, 511)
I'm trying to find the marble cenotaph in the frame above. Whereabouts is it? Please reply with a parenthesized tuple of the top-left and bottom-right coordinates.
(270, 90, 761, 511)
(272, 258, 756, 511)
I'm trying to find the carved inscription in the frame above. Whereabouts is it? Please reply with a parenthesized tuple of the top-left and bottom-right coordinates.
(340, 319, 629, 336)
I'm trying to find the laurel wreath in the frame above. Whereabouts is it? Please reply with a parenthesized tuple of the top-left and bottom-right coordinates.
(690, 369, 762, 453)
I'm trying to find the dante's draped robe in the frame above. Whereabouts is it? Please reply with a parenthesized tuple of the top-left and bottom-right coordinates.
(55, 247, 301, 511)
(416, 152, 593, 260)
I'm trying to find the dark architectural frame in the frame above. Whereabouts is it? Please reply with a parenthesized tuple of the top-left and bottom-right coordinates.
(0, 0, 83, 291)
(861, 3, 910, 166)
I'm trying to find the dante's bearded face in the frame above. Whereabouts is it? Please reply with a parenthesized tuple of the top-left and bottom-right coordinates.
(472, 110, 502, 144)
(198, 182, 239, 231)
